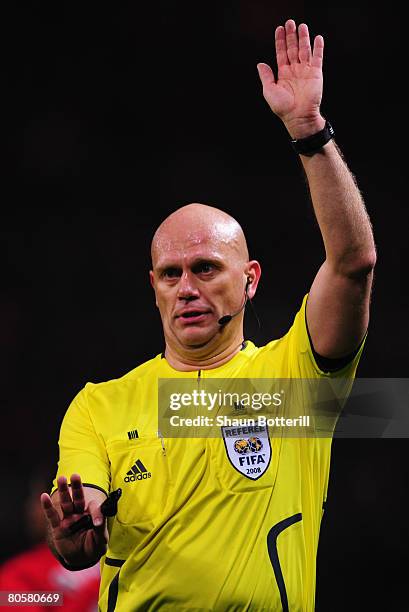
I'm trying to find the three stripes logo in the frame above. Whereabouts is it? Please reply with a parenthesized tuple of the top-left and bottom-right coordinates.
(124, 459, 152, 482)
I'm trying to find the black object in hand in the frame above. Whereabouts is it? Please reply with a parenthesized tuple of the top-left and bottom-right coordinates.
(100, 488, 122, 516)
(68, 488, 122, 534)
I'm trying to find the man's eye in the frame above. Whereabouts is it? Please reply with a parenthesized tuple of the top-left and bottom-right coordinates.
(195, 263, 214, 274)
(163, 268, 181, 278)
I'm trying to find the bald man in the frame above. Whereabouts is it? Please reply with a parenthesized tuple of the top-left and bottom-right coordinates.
(150, 203, 260, 370)
(41, 19, 375, 612)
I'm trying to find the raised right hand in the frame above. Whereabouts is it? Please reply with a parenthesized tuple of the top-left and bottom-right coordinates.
(40, 473, 108, 568)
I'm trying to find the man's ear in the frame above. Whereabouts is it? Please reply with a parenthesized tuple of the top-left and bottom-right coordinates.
(245, 260, 261, 300)
(149, 271, 158, 307)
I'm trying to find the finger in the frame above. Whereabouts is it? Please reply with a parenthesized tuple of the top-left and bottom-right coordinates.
(40, 493, 61, 529)
(285, 19, 299, 64)
(257, 63, 276, 89)
(275, 25, 288, 68)
(57, 476, 74, 517)
(88, 519, 109, 558)
(298, 23, 312, 63)
(70, 474, 85, 514)
(312, 35, 324, 69)
(87, 499, 105, 529)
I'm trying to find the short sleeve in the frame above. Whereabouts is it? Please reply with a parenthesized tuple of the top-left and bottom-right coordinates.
(287, 293, 366, 380)
(51, 384, 110, 495)
(282, 294, 368, 446)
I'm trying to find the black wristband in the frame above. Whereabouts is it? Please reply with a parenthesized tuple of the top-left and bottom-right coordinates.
(56, 552, 96, 572)
(290, 120, 334, 156)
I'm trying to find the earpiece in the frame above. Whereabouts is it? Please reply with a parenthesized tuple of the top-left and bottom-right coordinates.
(218, 277, 252, 326)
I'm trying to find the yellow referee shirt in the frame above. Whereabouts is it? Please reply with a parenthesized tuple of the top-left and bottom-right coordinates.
(52, 295, 365, 611)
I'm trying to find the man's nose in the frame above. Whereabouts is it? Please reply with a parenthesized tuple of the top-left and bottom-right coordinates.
(177, 272, 200, 300)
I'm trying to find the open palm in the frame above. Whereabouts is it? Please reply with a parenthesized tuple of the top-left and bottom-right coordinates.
(257, 20, 324, 136)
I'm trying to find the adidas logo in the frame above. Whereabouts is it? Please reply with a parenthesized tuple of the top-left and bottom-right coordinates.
(124, 459, 152, 482)
(234, 401, 246, 412)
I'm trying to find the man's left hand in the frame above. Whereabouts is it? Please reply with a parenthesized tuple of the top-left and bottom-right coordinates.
(257, 19, 325, 139)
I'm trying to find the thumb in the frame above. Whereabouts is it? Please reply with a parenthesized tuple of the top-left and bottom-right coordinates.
(257, 63, 276, 88)
(87, 499, 105, 530)
(87, 500, 108, 554)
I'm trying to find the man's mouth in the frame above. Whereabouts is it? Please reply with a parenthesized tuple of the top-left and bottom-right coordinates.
(177, 310, 210, 324)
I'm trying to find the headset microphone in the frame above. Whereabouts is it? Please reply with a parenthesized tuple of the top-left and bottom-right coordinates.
(218, 278, 251, 326)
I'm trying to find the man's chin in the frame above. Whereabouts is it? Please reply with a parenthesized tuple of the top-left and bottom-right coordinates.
(178, 329, 216, 349)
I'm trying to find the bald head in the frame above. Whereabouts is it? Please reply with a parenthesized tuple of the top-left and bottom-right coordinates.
(149, 203, 261, 361)
(151, 203, 249, 267)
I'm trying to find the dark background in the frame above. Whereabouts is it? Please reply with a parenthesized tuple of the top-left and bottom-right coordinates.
(2, 2, 407, 610)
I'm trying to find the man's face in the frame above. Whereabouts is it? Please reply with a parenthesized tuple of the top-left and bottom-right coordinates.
(150, 230, 248, 349)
